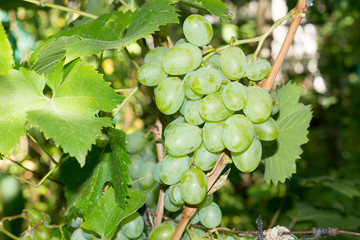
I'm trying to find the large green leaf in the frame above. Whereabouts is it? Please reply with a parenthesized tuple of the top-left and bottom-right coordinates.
(82, 188, 146, 239)
(64, 0, 179, 63)
(0, 67, 121, 165)
(263, 82, 312, 184)
(62, 129, 132, 215)
(0, 23, 14, 75)
(178, 0, 231, 21)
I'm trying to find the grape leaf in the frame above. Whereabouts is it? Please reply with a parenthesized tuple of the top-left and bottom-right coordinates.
(263, 82, 312, 184)
(62, 129, 132, 215)
(64, 0, 179, 63)
(0, 23, 14, 75)
(178, 0, 231, 21)
(0, 66, 121, 166)
(82, 188, 146, 239)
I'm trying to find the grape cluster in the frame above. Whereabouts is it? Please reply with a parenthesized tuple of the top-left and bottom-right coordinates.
(124, 14, 279, 239)
(21, 209, 52, 240)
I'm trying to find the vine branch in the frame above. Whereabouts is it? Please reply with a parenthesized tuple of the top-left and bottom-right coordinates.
(260, 0, 309, 91)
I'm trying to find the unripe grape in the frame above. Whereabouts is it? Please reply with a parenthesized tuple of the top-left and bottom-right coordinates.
(243, 86, 272, 123)
(221, 82, 248, 111)
(164, 187, 183, 212)
(165, 123, 202, 156)
(33, 225, 51, 240)
(246, 54, 271, 81)
(164, 116, 186, 139)
(183, 72, 203, 100)
(27, 209, 44, 226)
(138, 161, 156, 190)
(199, 202, 222, 228)
(149, 221, 176, 240)
(203, 121, 225, 152)
(220, 47, 247, 80)
(183, 99, 204, 125)
(190, 67, 222, 95)
(137, 63, 167, 86)
(160, 155, 190, 185)
(120, 212, 144, 239)
(144, 47, 169, 64)
(183, 14, 213, 47)
(180, 168, 208, 205)
(161, 43, 201, 75)
(200, 92, 234, 122)
(193, 143, 221, 171)
(168, 184, 185, 205)
(155, 77, 185, 115)
(222, 114, 254, 153)
(232, 138, 262, 172)
(254, 117, 279, 141)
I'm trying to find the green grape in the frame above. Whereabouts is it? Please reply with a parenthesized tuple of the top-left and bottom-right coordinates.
(180, 168, 208, 205)
(203, 121, 225, 152)
(144, 47, 169, 64)
(149, 221, 176, 240)
(184, 99, 204, 125)
(193, 144, 221, 171)
(160, 155, 190, 185)
(114, 230, 130, 240)
(145, 184, 159, 209)
(246, 55, 271, 81)
(126, 131, 146, 154)
(165, 123, 202, 156)
(199, 202, 222, 229)
(183, 14, 213, 47)
(96, 134, 109, 148)
(199, 194, 214, 208)
(164, 116, 186, 139)
(152, 162, 162, 183)
(33, 225, 51, 240)
(129, 155, 145, 180)
(231, 138, 262, 173)
(190, 68, 222, 95)
(137, 63, 167, 86)
(161, 43, 202, 75)
(69, 215, 82, 229)
(140, 143, 156, 161)
(120, 212, 144, 239)
(81, 229, 99, 239)
(253, 117, 279, 141)
(175, 38, 189, 45)
(41, 213, 51, 225)
(155, 77, 185, 115)
(27, 209, 44, 226)
(200, 92, 234, 122)
(204, 54, 220, 70)
(183, 72, 203, 100)
(168, 184, 185, 205)
(221, 82, 247, 111)
(180, 97, 187, 116)
(71, 229, 86, 240)
(243, 86, 272, 123)
(164, 187, 183, 212)
(138, 161, 156, 190)
(222, 114, 254, 153)
(220, 47, 247, 80)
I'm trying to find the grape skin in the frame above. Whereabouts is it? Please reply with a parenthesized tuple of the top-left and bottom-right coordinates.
(144, 47, 169, 64)
(202, 122, 225, 153)
(183, 14, 213, 47)
(231, 138, 262, 173)
(190, 67, 222, 95)
(180, 168, 208, 205)
(222, 114, 254, 153)
(120, 212, 144, 239)
(160, 155, 190, 185)
(164, 116, 186, 139)
(183, 99, 204, 125)
(193, 143, 221, 171)
(165, 123, 202, 156)
(221, 82, 248, 111)
(164, 188, 183, 212)
(155, 77, 185, 115)
(161, 43, 202, 75)
(137, 63, 167, 87)
(149, 221, 176, 240)
(220, 47, 247, 80)
(254, 117, 279, 141)
(200, 92, 234, 122)
(199, 202, 222, 229)
(243, 86, 272, 123)
(246, 55, 271, 81)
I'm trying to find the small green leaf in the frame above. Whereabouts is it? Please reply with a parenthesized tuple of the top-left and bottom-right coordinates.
(263, 82, 312, 184)
(179, 0, 231, 21)
(62, 129, 132, 214)
(82, 187, 146, 239)
(0, 23, 14, 75)
(64, 0, 179, 63)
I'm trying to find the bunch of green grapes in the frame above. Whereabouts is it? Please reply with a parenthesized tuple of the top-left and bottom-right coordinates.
(20, 209, 52, 240)
(137, 13, 279, 239)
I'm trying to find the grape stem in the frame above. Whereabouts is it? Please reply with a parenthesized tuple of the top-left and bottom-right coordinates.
(151, 119, 166, 226)
(202, 12, 291, 62)
(260, 0, 309, 91)
(171, 152, 231, 240)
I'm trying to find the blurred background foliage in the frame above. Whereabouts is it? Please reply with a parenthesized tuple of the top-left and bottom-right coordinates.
(0, 0, 359, 239)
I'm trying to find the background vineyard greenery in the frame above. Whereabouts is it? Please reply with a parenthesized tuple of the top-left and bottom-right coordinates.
(0, 0, 359, 239)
